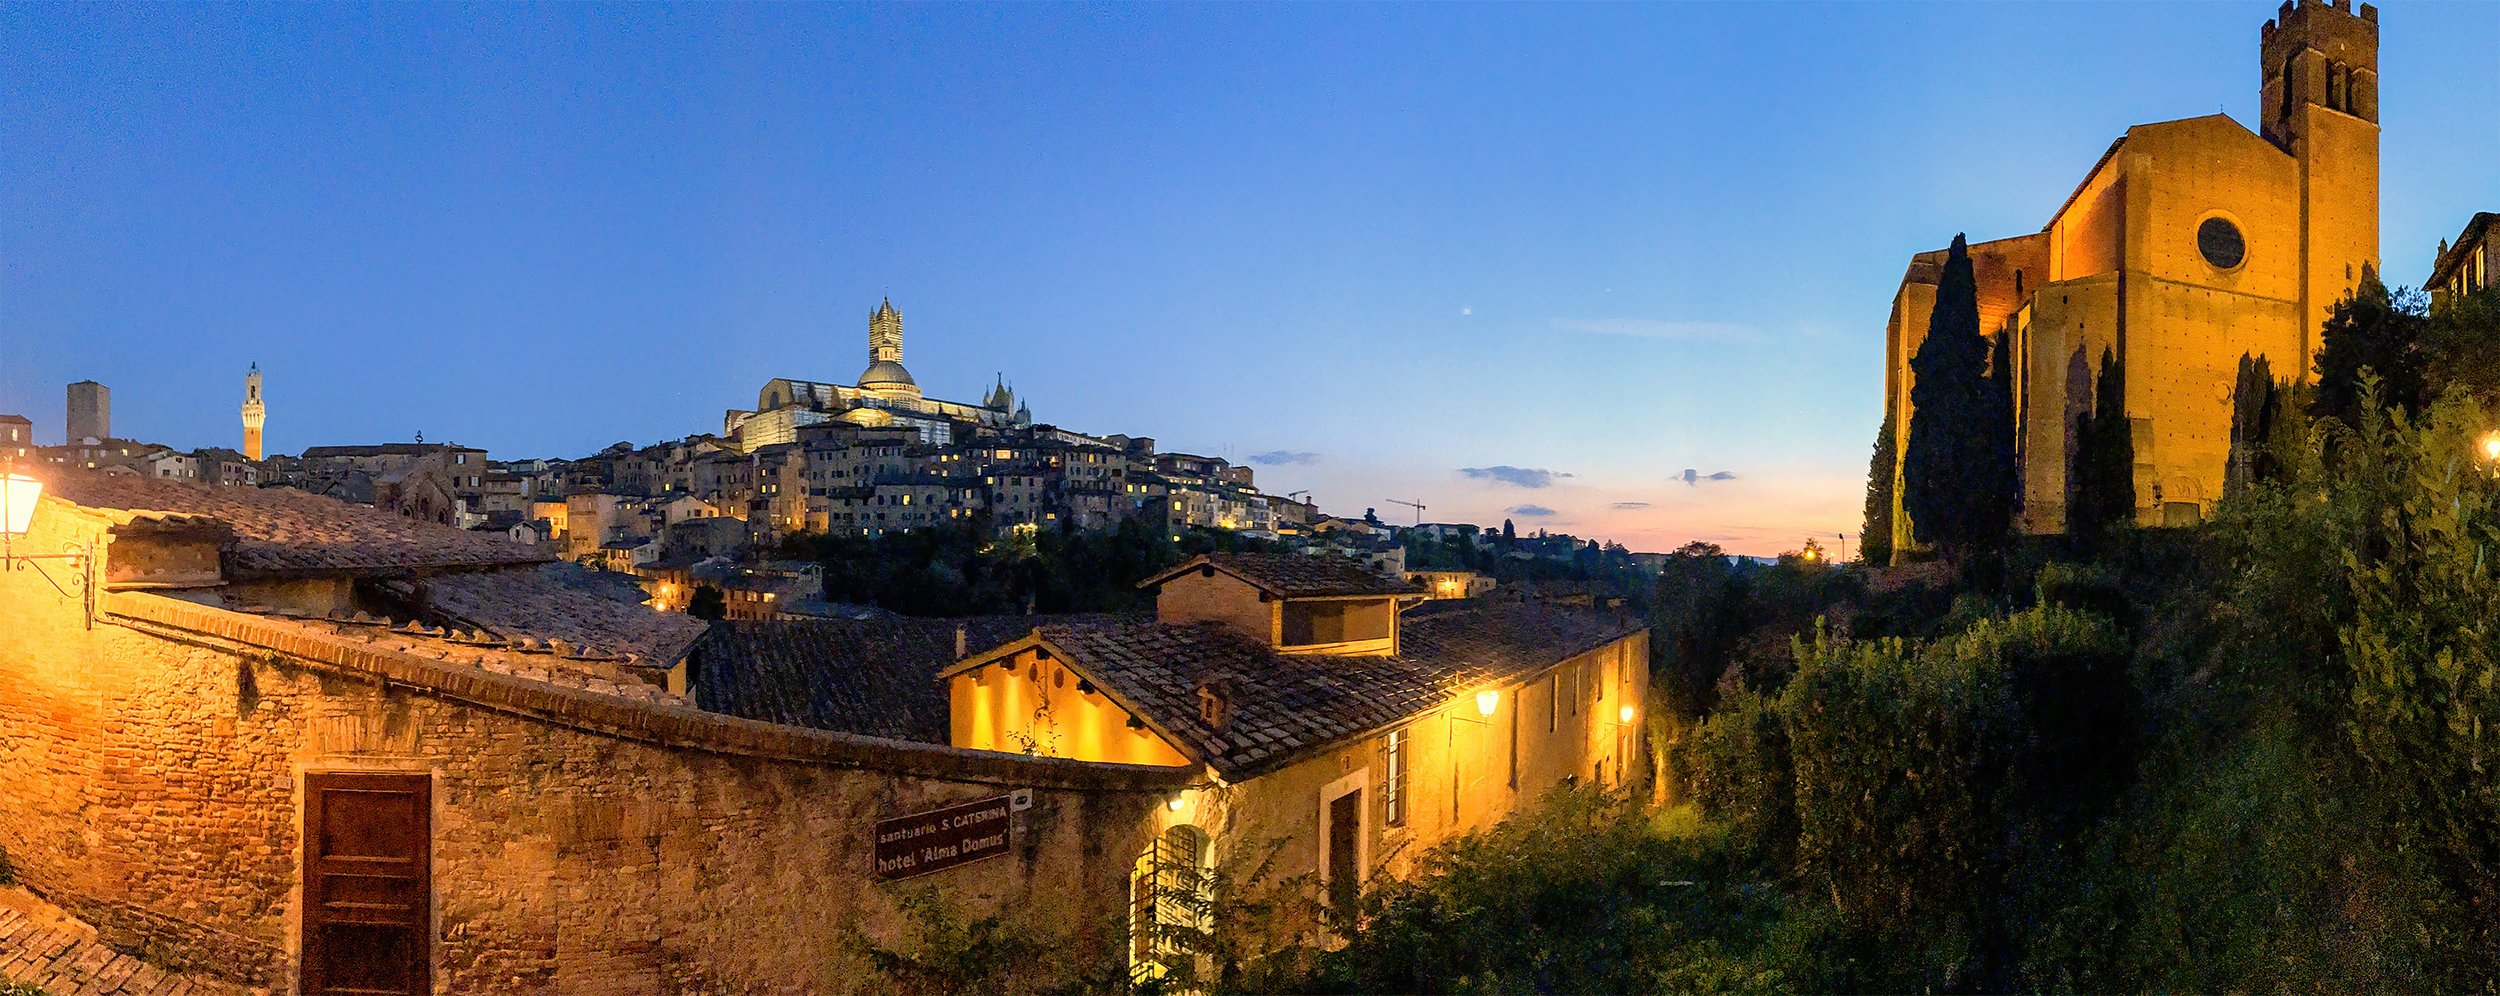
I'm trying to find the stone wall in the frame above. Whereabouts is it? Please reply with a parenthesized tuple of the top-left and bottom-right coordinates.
(0, 498, 1189, 993)
(1153, 571, 1276, 644)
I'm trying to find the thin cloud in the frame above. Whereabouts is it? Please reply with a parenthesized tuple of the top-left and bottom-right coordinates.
(1611, 501, 1652, 510)
(1461, 466, 1574, 489)
(1247, 450, 1320, 466)
(1678, 469, 1739, 486)
(1550, 317, 1756, 343)
(1508, 504, 1559, 518)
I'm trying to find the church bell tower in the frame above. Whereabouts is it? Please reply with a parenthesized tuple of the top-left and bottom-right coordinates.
(240, 363, 265, 462)
(2260, 0, 2380, 361)
(857, 298, 922, 400)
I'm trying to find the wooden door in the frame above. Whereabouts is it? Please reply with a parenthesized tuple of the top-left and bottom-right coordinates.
(1326, 789, 1362, 909)
(302, 772, 431, 996)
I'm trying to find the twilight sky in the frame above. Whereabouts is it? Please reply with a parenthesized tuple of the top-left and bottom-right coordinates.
(3, 3, 2494, 555)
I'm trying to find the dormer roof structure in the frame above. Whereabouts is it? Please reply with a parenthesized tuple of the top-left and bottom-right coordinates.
(1138, 553, 1421, 600)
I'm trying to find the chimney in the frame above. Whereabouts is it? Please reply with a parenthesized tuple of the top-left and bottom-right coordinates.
(954, 624, 968, 659)
(1196, 679, 1235, 732)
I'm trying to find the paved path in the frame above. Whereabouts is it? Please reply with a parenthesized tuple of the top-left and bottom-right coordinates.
(0, 898, 244, 996)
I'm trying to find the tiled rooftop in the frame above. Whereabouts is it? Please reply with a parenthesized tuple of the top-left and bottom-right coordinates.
(401, 562, 709, 667)
(234, 606, 683, 706)
(691, 615, 1126, 742)
(48, 474, 548, 577)
(1015, 601, 1645, 780)
(1141, 553, 1422, 599)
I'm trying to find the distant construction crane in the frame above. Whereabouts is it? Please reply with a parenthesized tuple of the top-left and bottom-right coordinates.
(1386, 498, 1427, 526)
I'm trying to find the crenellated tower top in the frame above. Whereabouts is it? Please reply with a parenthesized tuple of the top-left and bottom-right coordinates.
(2261, 0, 2379, 154)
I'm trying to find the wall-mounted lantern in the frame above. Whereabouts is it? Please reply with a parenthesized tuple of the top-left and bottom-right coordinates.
(1474, 689, 1500, 718)
(1, 473, 95, 628)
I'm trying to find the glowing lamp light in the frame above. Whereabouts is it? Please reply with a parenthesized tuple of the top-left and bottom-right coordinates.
(1, 474, 39, 537)
(1475, 689, 1500, 717)
(1167, 793, 1186, 812)
(2481, 431, 2500, 463)
(1619, 704, 1637, 724)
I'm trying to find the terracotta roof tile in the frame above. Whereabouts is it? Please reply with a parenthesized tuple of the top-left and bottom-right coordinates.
(1140, 553, 1422, 598)
(46, 474, 549, 576)
(690, 614, 1128, 742)
(1025, 601, 1644, 780)
(412, 563, 709, 667)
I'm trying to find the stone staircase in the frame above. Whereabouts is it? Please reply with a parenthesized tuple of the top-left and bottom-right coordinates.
(0, 890, 251, 996)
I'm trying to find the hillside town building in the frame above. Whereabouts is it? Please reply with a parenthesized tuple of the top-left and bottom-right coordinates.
(0, 414, 29, 464)
(940, 554, 1651, 982)
(1883, 0, 2380, 549)
(2428, 211, 2496, 308)
(0, 471, 1646, 992)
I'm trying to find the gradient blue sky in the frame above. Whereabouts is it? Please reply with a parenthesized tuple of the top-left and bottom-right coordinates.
(3, 3, 2494, 555)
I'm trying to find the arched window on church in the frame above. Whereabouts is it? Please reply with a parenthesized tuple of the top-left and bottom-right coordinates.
(2014, 270, 2024, 298)
(1131, 825, 1213, 986)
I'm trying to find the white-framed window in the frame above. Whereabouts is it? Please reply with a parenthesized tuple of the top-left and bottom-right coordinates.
(1384, 729, 1407, 827)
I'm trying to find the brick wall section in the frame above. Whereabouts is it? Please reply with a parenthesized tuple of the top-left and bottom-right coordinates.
(0, 503, 1189, 993)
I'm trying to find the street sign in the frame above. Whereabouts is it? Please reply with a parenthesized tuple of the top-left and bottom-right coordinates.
(873, 795, 1014, 881)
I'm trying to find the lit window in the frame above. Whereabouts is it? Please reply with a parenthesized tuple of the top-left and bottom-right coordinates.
(1384, 729, 1407, 827)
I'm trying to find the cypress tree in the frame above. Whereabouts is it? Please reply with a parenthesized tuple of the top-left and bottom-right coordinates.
(2225, 353, 2275, 496)
(1860, 417, 1896, 566)
(1902, 234, 2003, 558)
(2070, 347, 2135, 538)
(1983, 328, 2020, 542)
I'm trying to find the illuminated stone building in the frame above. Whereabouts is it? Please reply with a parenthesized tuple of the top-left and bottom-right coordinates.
(2428, 211, 2497, 308)
(1, 414, 31, 465)
(1408, 568, 1496, 600)
(727, 298, 1033, 449)
(941, 554, 1651, 982)
(1882, 0, 2380, 550)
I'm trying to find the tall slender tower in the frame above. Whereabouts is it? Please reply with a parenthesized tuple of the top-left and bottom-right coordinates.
(65, 380, 108, 443)
(240, 363, 266, 462)
(2260, 0, 2380, 362)
(858, 298, 921, 399)
(868, 298, 904, 368)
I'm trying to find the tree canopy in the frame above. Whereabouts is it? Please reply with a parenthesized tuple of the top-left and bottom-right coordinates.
(1903, 234, 2017, 557)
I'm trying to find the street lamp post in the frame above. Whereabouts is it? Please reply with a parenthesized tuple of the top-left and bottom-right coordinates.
(1, 473, 96, 629)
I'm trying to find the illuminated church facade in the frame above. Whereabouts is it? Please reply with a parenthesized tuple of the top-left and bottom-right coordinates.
(1883, 0, 2379, 553)
(727, 298, 1033, 449)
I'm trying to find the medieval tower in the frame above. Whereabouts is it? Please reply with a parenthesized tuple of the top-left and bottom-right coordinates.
(240, 363, 265, 462)
(1881, 0, 2379, 557)
(2260, 0, 2381, 351)
(65, 380, 108, 443)
(858, 298, 922, 400)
